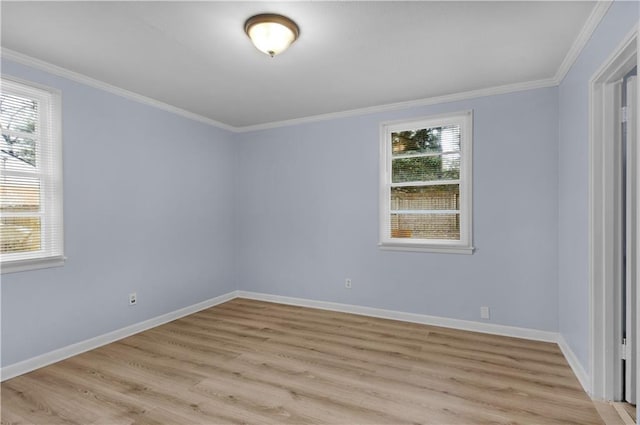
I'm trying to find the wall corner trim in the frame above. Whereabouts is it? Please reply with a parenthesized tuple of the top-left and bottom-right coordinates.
(557, 333, 591, 395)
(0, 290, 239, 382)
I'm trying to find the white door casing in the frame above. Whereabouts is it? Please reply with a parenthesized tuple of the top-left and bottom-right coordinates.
(589, 27, 637, 401)
(624, 74, 637, 404)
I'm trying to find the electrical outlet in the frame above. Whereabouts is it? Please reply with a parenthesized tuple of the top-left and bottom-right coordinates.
(129, 292, 137, 305)
(480, 306, 490, 319)
(345, 278, 352, 289)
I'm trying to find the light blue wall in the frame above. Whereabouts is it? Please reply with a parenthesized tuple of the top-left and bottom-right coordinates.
(3, 2, 633, 371)
(558, 1, 639, 373)
(0, 60, 237, 367)
(235, 87, 560, 331)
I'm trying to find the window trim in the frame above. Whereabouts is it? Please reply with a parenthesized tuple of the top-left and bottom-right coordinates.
(378, 110, 474, 254)
(1, 76, 65, 274)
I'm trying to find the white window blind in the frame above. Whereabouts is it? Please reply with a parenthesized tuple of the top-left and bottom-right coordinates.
(379, 111, 473, 254)
(1, 77, 64, 272)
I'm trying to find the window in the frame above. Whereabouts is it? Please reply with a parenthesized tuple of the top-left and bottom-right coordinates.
(379, 111, 473, 254)
(1, 77, 63, 273)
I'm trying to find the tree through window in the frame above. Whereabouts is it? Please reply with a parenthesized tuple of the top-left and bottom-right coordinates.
(1, 77, 64, 272)
(379, 111, 473, 254)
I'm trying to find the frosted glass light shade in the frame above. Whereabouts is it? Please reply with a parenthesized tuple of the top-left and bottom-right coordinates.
(245, 14, 299, 57)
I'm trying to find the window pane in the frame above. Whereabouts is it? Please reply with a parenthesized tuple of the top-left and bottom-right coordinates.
(391, 213, 460, 240)
(392, 125, 460, 156)
(1, 78, 63, 269)
(392, 153, 460, 183)
(391, 185, 459, 211)
(1, 135, 37, 168)
(1, 217, 41, 253)
(1, 176, 40, 211)
(0, 94, 37, 135)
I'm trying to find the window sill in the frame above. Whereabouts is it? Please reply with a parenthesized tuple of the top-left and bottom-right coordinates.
(2, 256, 66, 274)
(378, 243, 474, 254)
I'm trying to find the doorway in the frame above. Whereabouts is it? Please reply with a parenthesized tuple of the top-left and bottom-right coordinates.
(621, 67, 637, 406)
(589, 30, 637, 405)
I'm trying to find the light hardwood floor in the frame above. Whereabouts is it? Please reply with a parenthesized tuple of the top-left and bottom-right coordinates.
(2, 298, 604, 424)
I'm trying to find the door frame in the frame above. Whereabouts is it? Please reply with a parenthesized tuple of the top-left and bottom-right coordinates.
(589, 26, 638, 401)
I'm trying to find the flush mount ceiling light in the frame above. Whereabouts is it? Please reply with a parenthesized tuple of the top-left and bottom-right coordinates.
(244, 13, 299, 57)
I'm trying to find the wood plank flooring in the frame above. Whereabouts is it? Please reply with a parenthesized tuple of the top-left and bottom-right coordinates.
(1, 298, 604, 424)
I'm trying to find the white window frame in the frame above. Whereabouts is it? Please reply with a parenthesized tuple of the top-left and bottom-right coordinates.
(1, 76, 64, 273)
(379, 110, 473, 254)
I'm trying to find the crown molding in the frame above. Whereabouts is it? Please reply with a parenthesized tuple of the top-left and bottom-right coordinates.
(0, 48, 237, 133)
(553, 0, 613, 85)
(230, 1, 613, 133)
(2, 0, 612, 135)
(237, 0, 611, 133)
(238, 77, 557, 133)
(2, 46, 557, 133)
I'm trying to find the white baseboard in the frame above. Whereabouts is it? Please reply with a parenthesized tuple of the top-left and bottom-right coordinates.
(557, 333, 591, 394)
(0, 290, 239, 382)
(238, 291, 596, 394)
(237, 291, 559, 343)
(2, 288, 591, 397)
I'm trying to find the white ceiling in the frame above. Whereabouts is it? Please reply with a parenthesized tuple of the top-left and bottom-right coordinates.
(1, 1, 598, 129)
